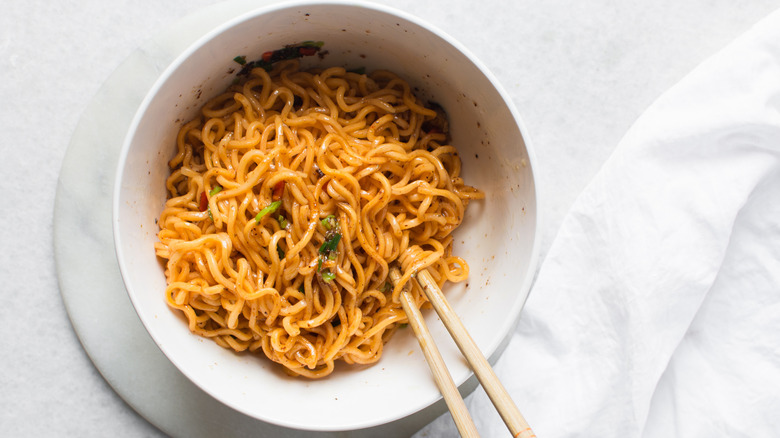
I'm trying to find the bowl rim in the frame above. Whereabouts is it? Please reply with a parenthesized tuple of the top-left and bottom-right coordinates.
(113, 0, 542, 430)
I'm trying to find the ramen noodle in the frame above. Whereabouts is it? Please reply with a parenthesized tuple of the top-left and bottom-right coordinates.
(155, 59, 483, 378)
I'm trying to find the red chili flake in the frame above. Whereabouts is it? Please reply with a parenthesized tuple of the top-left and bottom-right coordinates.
(262, 51, 273, 62)
(298, 47, 317, 56)
(199, 192, 208, 211)
(272, 181, 285, 201)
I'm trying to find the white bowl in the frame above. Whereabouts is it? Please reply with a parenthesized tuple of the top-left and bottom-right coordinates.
(114, 0, 539, 431)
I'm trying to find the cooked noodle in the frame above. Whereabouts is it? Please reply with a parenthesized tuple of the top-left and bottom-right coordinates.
(155, 60, 483, 378)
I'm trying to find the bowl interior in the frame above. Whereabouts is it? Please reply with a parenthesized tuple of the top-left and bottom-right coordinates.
(114, 1, 537, 431)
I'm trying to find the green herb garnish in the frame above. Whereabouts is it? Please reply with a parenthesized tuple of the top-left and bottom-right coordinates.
(209, 186, 222, 196)
(319, 232, 341, 254)
(300, 41, 325, 48)
(277, 214, 289, 229)
(255, 201, 281, 222)
(233, 55, 247, 65)
(277, 246, 285, 259)
(321, 271, 336, 282)
(320, 215, 336, 230)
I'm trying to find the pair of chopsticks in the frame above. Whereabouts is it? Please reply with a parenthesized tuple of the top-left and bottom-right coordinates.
(388, 266, 535, 438)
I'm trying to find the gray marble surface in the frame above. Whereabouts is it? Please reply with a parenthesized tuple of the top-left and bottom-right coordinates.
(3, 0, 780, 436)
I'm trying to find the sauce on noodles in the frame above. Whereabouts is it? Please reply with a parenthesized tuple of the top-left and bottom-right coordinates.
(155, 59, 483, 378)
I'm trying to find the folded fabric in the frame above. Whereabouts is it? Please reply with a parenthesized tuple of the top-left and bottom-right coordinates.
(497, 8, 780, 438)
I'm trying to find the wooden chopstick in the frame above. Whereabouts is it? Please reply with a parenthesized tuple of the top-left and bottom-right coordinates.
(388, 267, 480, 438)
(413, 268, 536, 438)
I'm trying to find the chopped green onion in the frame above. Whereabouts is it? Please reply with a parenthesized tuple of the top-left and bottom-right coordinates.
(321, 271, 336, 282)
(208, 208, 214, 222)
(277, 246, 285, 259)
(255, 60, 273, 72)
(319, 232, 341, 254)
(328, 252, 337, 261)
(300, 40, 325, 48)
(320, 215, 336, 230)
(233, 55, 247, 65)
(209, 186, 222, 196)
(381, 282, 391, 293)
(255, 201, 281, 222)
(317, 257, 323, 271)
(277, 215, 289, 229)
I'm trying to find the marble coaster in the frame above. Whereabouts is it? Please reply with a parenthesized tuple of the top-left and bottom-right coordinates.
(53, 1, 457, 436)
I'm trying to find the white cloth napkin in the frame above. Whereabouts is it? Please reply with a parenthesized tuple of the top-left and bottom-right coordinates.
(461, 8, 780, 438)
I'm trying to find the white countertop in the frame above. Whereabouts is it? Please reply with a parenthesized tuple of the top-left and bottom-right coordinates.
(3, 0, 779, 436)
